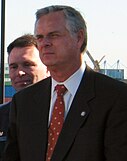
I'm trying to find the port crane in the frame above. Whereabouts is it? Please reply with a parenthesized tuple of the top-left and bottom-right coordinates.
(86, 50, 105, 72)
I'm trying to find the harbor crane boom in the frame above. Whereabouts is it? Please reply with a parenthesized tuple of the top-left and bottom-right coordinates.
(86, 50, 105, 72)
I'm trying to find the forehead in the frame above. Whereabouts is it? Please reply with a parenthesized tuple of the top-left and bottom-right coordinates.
(35, 11, 67, 34)
(9, 46, 39, 62)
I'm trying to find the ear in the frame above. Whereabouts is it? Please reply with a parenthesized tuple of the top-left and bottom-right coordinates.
(77, 29, 85, 49)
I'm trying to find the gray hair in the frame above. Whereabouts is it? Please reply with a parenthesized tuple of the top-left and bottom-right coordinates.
(35, 5, 87, 53)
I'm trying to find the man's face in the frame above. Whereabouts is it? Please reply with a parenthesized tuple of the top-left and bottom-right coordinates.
(9, 46, 49, 91)
(34, 11, 84, 72)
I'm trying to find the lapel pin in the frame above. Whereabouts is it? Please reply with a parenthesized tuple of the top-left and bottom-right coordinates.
(0, 131, 3, 136)
(81, 111, 86, 117)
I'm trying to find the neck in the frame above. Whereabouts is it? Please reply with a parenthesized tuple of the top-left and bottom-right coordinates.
(48, 63, 81, 82)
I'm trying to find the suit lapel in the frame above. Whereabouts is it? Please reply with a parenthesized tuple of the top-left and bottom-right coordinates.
(51, 66, 96, 161)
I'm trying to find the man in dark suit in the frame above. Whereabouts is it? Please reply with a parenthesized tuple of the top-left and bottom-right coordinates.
(0, 102, 10, 161)
(0, 34, 49, 161)
(3, 5, 127, 161)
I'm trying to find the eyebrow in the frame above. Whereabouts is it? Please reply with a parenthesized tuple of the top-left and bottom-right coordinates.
(9, 63, 17, 68)
(35, 31, 61, 37)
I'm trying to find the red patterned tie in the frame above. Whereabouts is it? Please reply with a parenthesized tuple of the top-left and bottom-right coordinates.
(46, 84, 67, 161)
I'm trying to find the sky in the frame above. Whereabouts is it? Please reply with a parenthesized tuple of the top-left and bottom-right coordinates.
(2, 0, 127, 78)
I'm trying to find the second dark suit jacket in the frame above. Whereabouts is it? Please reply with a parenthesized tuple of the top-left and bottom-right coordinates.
(0, 102, 10, 161)
(3, 66, 127, 161)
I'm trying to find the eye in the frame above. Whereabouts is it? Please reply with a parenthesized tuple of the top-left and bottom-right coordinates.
(48, 33, 60, 39)
(9, 64, 18, 70)
(25, 62, 30, 66)
(24, 61, 36, 68)
(24, 62, 33, 67)
(35, 35, 44, 42)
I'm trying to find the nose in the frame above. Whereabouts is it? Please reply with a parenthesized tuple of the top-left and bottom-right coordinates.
(37, 36, 52, 48)
(17, 70, 26, 77)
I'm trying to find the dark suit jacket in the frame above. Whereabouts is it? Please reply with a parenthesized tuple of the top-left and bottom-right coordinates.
(0, 102, 10, 161)
(3, 66, 127, 161)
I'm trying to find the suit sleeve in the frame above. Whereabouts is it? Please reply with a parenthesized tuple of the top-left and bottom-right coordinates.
(104, 86, 127, 161)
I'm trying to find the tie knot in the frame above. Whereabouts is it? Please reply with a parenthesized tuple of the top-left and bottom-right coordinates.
(55, 84, 67, 96)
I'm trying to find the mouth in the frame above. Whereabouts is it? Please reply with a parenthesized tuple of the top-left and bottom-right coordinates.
(42, 52, 55, 61)
(15, 80, 31, 86)
(43, 52, 54, 56)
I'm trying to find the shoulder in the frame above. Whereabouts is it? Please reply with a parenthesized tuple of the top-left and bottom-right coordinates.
(13, 77, 51, 99)
(0, 102, 10, 123)
(96, 70, 126, 88)
(0, 102, 11, 112)
(0, 103, 10, 135)
(85, 66, 127, 92)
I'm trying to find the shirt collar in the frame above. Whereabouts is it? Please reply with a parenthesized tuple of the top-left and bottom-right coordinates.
(51, 63, 86, 97)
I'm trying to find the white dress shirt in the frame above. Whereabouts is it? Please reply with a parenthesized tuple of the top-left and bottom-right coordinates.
(48, 63, 86, 124)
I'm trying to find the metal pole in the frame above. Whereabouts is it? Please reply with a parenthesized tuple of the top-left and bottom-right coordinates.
(0, 0, 5, 103)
